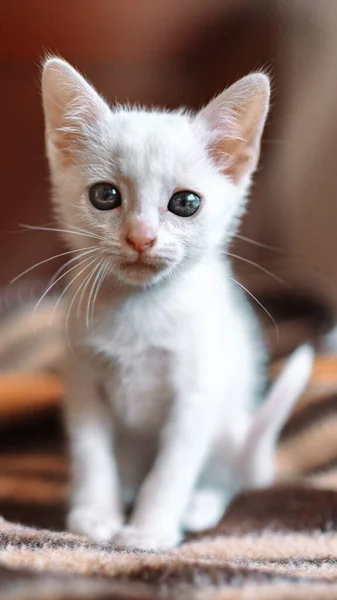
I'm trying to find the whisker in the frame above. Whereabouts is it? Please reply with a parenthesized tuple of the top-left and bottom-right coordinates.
(19, 223, 102, 241)
(85, 260, 104, 329)
(65, 258, 101, 341)
(230, 276, 279, 341)
(87, 260, 105, 328)
(226, 252, 288, 286)
(233, 234, 281, 252)
(180, 253, 280, 340)
(46, 247, 99, 288)
(64, 224, 104, 240)
(76, 261, 100, 318)
(33, 254, 98, 316)
(49, 256, 100, 326)
(32, 220, 104, 242)
(10, 246, 97, 283)
(90, 259, 110, 327)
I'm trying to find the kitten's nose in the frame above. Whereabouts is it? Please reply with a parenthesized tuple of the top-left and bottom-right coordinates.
(125, 221, 157, 253)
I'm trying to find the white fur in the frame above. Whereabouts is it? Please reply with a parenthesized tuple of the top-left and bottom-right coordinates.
(41, 58, 313, 550)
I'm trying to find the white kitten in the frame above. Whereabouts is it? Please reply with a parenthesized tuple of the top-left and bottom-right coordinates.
(41, 58, 313, 550)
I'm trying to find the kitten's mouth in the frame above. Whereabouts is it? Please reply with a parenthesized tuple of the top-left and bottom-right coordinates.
(118, 257, 168, 284)
(121, 258, 162, 270)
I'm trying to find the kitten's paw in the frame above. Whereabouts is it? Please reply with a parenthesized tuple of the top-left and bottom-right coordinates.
(183, 489, 225, 532)
(67, 507, 122, 543)
(113, 525, 182, 551)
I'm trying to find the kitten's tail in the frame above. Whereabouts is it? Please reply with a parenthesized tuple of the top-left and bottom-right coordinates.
(237, 344, 314, 488)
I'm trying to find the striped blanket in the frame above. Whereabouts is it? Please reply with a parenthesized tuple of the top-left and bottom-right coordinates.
(1, 296, 337, 599)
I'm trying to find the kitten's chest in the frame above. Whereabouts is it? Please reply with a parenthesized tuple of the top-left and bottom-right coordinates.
(90, 306, 179, 431)
(104, 347, 173, 431)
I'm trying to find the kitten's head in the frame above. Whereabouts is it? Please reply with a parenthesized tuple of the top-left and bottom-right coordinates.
(42, 58, 270, 286)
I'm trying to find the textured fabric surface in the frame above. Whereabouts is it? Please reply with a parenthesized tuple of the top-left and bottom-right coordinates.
(2, 351, 337, 598)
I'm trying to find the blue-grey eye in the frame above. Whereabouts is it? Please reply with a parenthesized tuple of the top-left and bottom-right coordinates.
(167, 191, 201, 217)
(89, 182, 122, 211)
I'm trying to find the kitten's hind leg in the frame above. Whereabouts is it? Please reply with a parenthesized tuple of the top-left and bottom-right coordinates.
(183, 422, 246, 533)
(183, 488, 227, 532)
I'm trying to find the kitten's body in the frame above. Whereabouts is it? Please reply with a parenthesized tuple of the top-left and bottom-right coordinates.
(41, 59, 313, 550)
(70, 258, 264, 486)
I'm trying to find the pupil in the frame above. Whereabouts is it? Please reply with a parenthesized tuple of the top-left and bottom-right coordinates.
(167, 190, 200, 217)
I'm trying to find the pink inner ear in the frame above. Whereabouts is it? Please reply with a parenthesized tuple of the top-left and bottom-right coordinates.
(210, 135, 260, 185)
(199, 74, 270, 185)
(207, 98, 266, 184)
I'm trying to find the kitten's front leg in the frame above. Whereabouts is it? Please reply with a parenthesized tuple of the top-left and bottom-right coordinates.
(64, 364, 123, 542)
(114, 395, 217, 550)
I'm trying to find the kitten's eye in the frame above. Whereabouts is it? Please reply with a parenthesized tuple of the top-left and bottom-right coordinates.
(167, 191, 201, 217)
(89, 182, 122, 211)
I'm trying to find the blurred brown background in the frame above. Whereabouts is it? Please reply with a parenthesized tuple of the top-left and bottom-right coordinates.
(2, 0, 337, 355)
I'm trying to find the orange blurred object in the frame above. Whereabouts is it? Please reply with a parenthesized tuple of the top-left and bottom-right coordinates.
(0, 373, 63, 422)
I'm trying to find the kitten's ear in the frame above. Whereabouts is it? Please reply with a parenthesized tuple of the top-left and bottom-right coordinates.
(42, 57, 110, 164)
(198, 74, 270, 187)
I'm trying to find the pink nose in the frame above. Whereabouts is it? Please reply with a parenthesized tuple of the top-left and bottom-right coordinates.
(125, 221, 157, 253)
